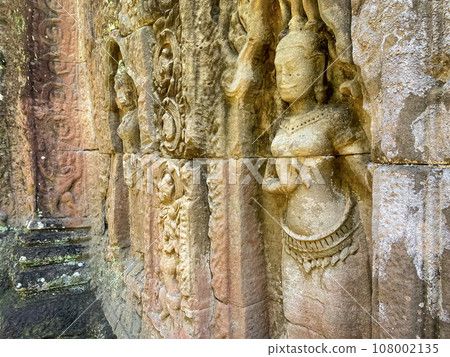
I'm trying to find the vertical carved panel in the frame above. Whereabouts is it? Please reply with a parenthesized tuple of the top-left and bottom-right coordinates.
(152, 3, 188, 157)
(261, 0, 373, 338)
(207, 159, 269, 338)
(149, 159, 212, 338)
(27, 0, 85, 219)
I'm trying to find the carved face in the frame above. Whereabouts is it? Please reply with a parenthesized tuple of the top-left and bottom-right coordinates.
(115, 83, 134, 110)
(275, 45, 319, 103)
(114, 66, 136, 111)
(275, 30, 325, 104)
(158, 173, 175, 203)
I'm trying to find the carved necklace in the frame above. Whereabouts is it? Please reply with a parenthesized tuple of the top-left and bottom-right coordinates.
(279, 107, 335, 134)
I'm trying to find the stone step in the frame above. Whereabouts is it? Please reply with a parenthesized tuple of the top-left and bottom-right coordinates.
(26, 217, 93, 231)
(18, 229, 91, 247)
(15, 244, 89, 268)
(13, 261, 90, 294)
(0, 290, 115, 338)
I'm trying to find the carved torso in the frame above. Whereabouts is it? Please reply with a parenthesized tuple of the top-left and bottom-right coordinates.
(117, 108, 140, 154)
(271, 105, 368, 158)
(267, 103, 369, 271)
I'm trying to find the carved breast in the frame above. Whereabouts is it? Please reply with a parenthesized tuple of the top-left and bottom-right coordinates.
(271, 105, 351, 158)
(117, 109, 139, 140)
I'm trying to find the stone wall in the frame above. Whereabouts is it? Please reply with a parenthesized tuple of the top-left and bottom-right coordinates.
(0, 0, 449, 339)
(354, 0, 450, 338)
(0, 0, 28, 227)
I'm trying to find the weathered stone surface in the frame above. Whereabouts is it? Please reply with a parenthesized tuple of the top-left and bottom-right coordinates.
(353, 0, 450, 164)
(207, 159, 269, 337)
(107, 154, 130, 249)
(1, 0, 449, 340)
(210, 299, 269, 339)
(207, 159, 267, 308)
(0, 0, 28, 226)
(372, 166, 450, 338)
(0, 0, 114, 338)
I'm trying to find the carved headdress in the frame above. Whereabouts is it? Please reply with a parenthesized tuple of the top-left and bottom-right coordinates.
(276, 17, 328, 104)
(114, 61, 137, 107)
(283, 0, 353, 63)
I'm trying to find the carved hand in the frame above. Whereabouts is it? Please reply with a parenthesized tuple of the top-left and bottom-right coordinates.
(262, 159, 300, 195)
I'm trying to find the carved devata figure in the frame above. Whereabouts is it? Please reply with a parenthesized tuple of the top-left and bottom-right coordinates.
(114, 61, 141, 154)
(150, 160, 202, 338)
(263, 0, 372, 338)
(38, 152, 82, 217)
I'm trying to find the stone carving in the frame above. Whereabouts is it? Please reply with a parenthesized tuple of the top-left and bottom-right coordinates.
(221, 0, 278, 156)
(152, 161, 186, 336)
(279, 0, 362, 99)
(279, 0, 352, 61)
(38, 152, 82, 217)
(151, 160, 212, 338)
(19, 0, 85, 219)
(155, 162, 183, 329)
(114, 61, 141, 154)
(118, 0, 177, 36)
(3, 0, 449, 341)
(152, 5, 187, 157)
(160, 99, 185, 153)
(263, 22, 369, 269)
(262, 3, 371, 338)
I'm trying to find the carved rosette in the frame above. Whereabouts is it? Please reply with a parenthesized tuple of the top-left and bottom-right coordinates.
(152, 4, 187, 157)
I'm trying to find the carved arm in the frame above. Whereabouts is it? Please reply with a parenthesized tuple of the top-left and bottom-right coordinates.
(262, 159, 300, 195)
(342, 154, 372, 194)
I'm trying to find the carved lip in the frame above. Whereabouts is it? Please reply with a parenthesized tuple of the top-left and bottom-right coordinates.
(279, 83, 300, 90)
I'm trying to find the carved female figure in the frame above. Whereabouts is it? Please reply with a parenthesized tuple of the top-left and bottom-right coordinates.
(114, 62, 141, 154)
(263, 20, 372, 338)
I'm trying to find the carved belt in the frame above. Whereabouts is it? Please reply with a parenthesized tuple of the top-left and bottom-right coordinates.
(281, 196, 360, 272)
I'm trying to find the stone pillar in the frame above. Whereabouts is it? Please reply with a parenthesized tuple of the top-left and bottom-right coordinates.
(207, 159, 268, 338)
